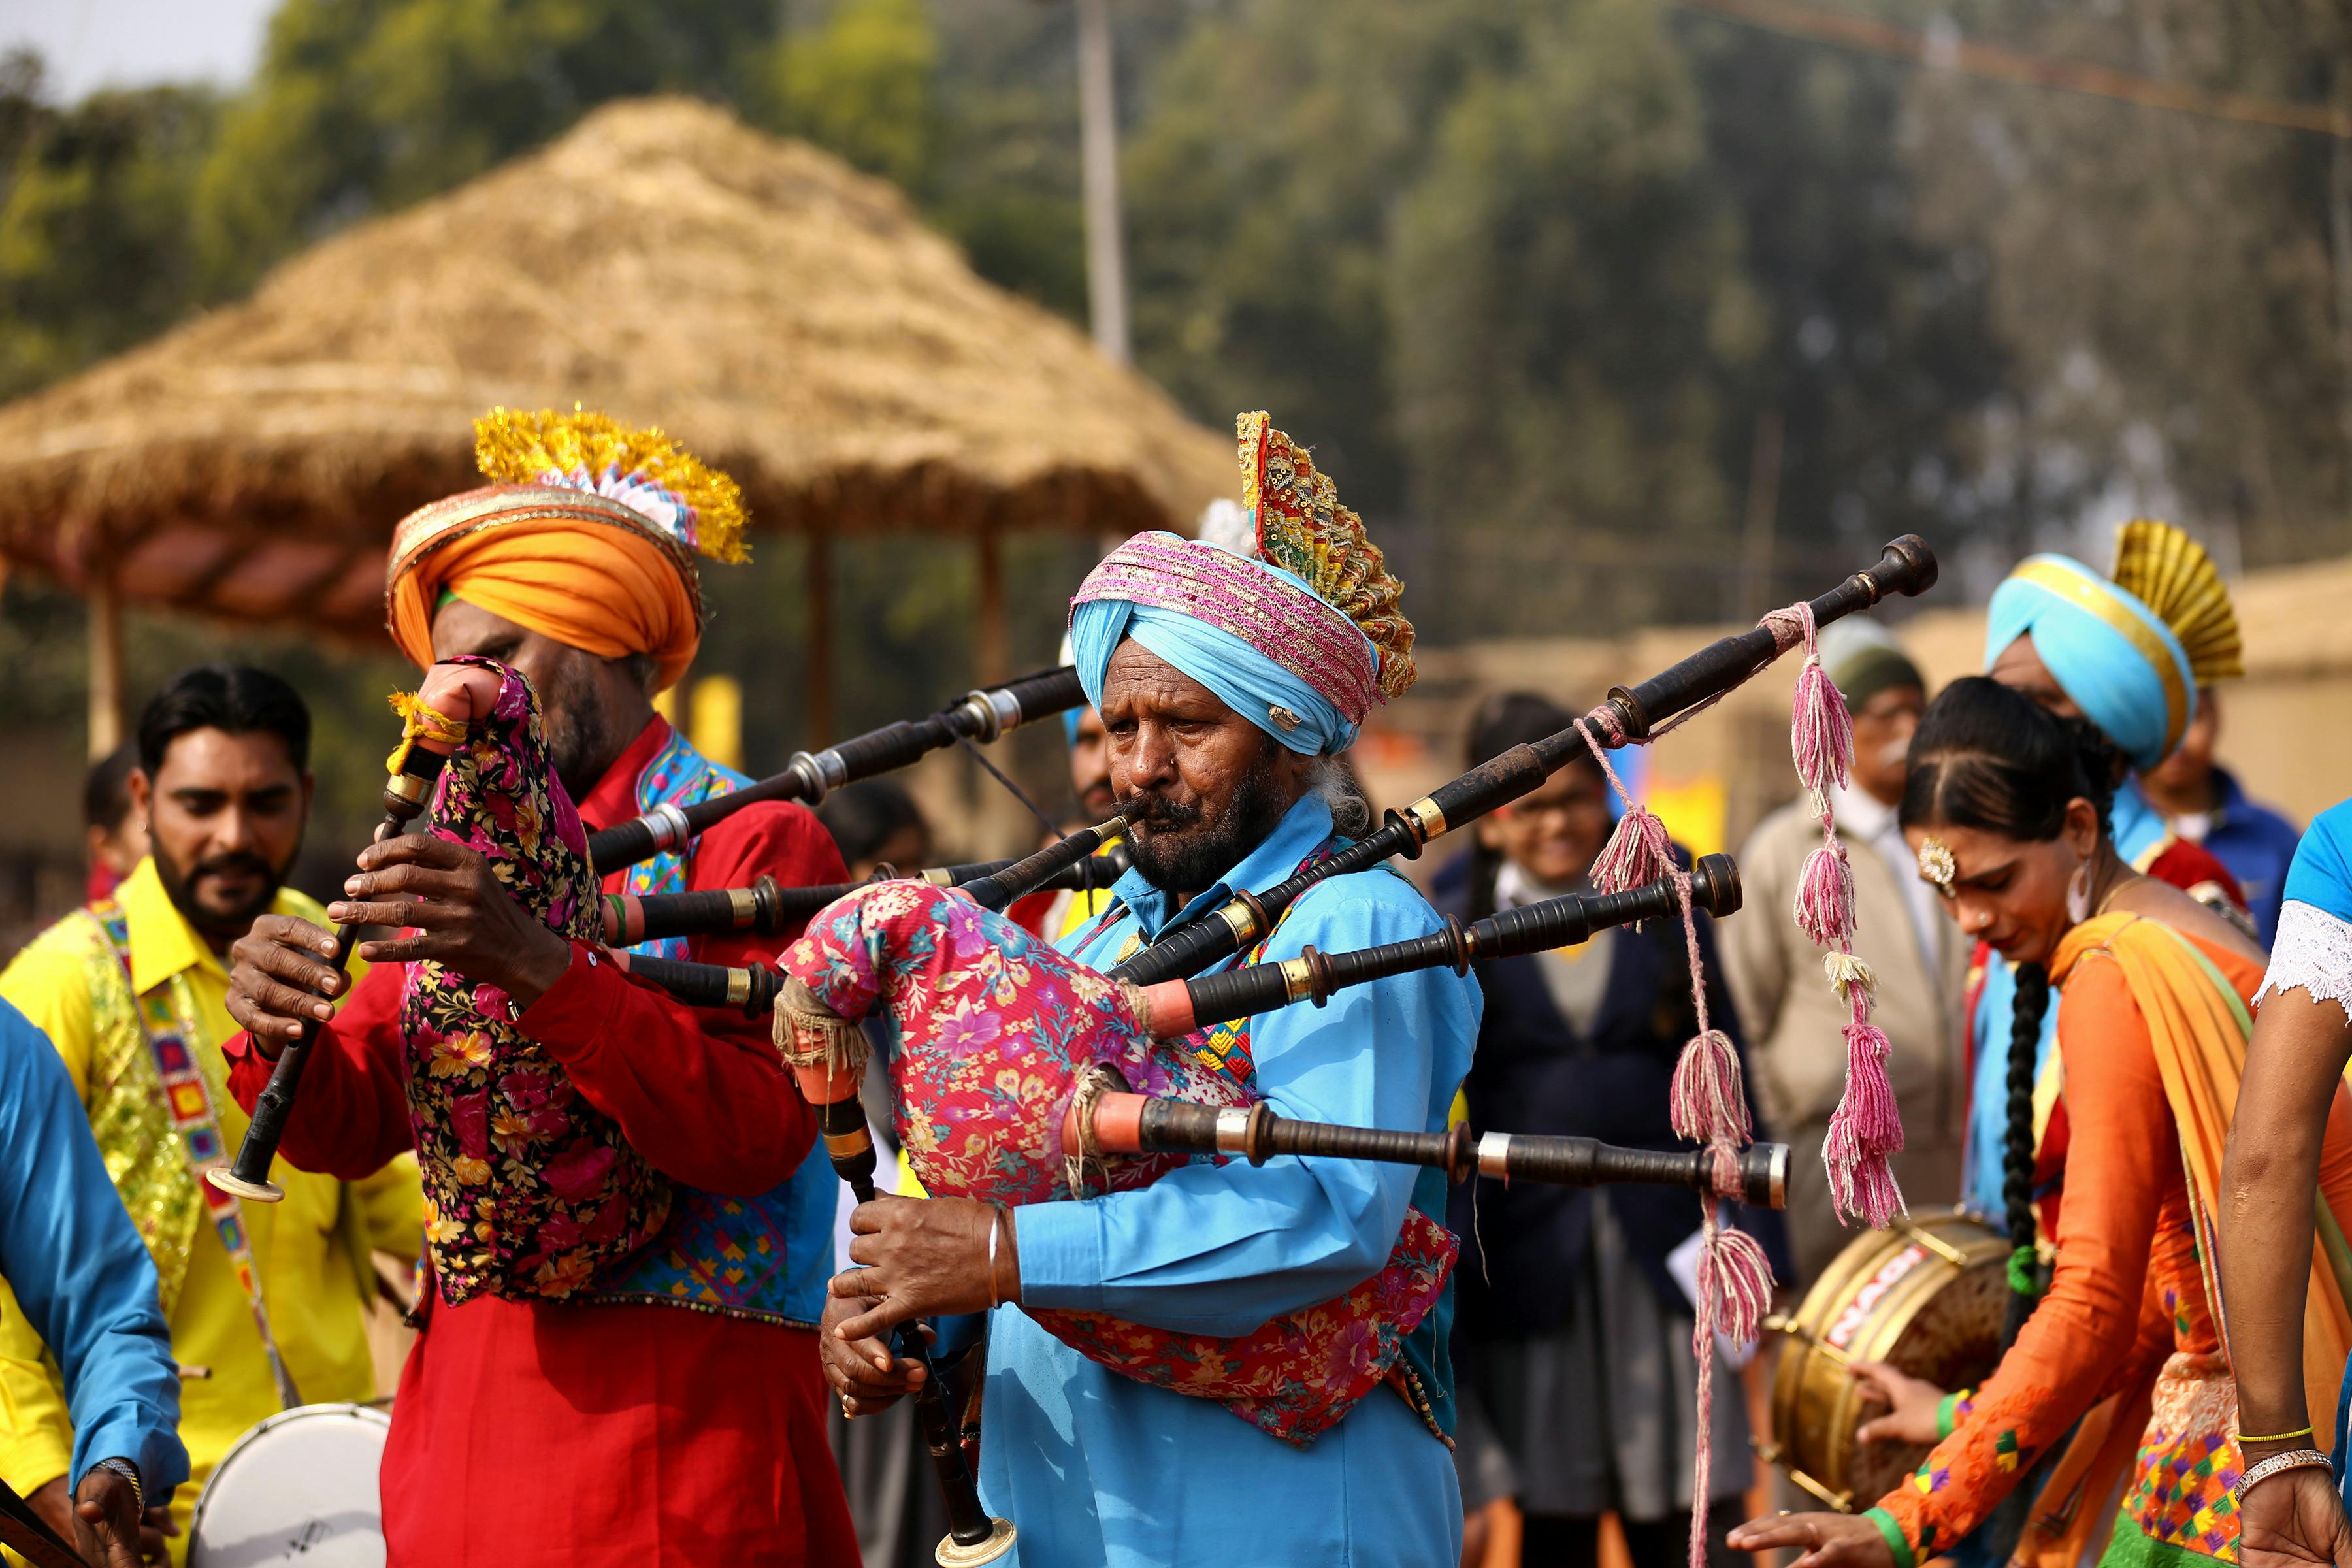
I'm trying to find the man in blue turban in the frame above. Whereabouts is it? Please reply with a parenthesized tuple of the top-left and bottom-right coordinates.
(817, 414, 1482, 1568)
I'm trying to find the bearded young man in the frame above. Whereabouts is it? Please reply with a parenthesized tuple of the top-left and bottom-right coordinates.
(821, 415, 1482, 1567)
(0, 666, 423, 1564)
(218, 409, 857, 1567)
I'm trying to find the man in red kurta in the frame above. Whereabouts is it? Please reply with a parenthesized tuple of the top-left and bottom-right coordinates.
(221, 410, 860, 1566)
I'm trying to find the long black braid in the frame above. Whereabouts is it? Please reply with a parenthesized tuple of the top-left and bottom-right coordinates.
(2002, 962, 2051, 1345)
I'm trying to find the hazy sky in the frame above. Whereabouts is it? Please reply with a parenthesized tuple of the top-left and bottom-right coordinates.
(1, 0, 274, 99)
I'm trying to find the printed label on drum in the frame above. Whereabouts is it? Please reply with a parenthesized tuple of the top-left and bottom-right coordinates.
(1826, 1245, 1927, 1351)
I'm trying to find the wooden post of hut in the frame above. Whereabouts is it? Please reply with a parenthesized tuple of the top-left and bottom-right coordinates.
(806, 531, 836, 743)
(88, 570, 123, 761)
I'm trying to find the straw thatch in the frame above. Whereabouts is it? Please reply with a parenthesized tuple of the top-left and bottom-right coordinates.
(0, 96, 1234, 636)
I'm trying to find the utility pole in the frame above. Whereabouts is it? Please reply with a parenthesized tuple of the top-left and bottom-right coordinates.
(1074, 0, 1130, 364)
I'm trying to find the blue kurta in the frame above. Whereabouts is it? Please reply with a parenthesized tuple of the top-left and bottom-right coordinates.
(1962, 779, 2170, 1220)
(985, 793, 1482, 1567)
(0, 998, 187, 1492)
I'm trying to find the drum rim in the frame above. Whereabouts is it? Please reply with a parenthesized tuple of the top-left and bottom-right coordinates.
(188, 1401, 392, 1535)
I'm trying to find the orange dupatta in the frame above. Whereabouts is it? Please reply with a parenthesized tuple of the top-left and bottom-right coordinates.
(2013, 913, 2352, 1568)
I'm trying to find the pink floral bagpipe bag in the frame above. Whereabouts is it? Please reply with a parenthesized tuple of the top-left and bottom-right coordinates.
(397, 657, 672, 1301)
(776, 878, 1456, 1446)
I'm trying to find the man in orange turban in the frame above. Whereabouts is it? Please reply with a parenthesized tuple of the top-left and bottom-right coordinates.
(222, 408, 860, 1567)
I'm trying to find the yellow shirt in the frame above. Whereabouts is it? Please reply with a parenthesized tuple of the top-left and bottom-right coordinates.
(0, 860, 421, 1559)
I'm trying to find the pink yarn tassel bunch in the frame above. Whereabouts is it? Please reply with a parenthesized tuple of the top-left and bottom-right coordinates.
(1762, 601, 1907, 1229)
(1574, 714, 1774, 1568)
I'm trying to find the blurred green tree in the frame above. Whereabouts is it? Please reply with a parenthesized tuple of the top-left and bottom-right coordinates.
(0, 53, 217, 399)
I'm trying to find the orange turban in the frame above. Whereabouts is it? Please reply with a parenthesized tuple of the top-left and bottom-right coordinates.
(384, 409, 750, 693)
(387, 488, 706, 691)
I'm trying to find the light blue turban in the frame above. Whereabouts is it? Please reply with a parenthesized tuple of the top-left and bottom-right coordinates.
(1069, 560, 1362, 757)
(1982, 553, 2196, 772)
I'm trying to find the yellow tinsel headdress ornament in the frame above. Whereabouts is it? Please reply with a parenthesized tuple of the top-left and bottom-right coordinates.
(472, 405, 750, 565)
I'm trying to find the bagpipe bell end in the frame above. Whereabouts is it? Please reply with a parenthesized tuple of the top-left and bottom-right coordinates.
(935, 1518, 1017, 1567)
(206, 1168, 286, 1203)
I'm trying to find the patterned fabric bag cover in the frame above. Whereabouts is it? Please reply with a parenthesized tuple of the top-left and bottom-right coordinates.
(401, 657, 674, 1301)
(780, 879, 1456, 1446)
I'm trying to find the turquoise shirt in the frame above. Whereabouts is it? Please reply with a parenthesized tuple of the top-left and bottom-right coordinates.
(988, 793, 1482, 1567)
(1963, 780, 2170, 1220)
(0, 999, 188, 1492)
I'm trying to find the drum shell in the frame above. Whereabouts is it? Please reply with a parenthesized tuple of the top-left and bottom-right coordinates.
(189, 1401, 391, 1568)
(1762, 1209, 2008, 1513)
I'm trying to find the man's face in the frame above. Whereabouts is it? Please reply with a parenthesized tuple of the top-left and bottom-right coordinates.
(2146, 689, 2219, 793)
(129, 728, 310, 945)
(1850, 684, 1926, 806)
(1069, 706, 1116, 819)
(1099, 640, 1311, 895)
(429, 600, 644, 800)
(1987, 634, 2079, 719)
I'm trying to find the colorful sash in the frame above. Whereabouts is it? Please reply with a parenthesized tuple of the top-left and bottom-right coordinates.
(617, 723, 739, 961)
(781, 875, 1458, 1447)
(86, 902, 300, 1409)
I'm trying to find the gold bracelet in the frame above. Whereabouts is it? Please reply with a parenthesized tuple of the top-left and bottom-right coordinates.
(2238, 1426, 2317, 1445)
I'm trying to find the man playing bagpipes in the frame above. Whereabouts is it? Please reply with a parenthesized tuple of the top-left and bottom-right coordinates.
(218, 410, 859, 1565)
(817, 414, 1484, 1566)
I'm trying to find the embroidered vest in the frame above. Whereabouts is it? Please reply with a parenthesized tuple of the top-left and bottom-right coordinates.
(578, 725, 840, 1329)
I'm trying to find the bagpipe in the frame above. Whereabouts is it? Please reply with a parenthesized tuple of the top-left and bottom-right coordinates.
(586, 664, 1089, 873)
(598, 840, 1133, 947)
(1107, 534, 1936, 987)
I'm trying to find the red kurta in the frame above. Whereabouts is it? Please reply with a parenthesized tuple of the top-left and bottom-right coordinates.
(225, 717, 860, 1567)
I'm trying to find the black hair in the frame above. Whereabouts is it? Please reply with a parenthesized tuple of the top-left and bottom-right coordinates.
(84, 742, 139, 832)
(1897, 676, 2121, 846)
(1461, 690, 1601, 923)
(136, 665, 312, 777)
(815, 779, 928, 869)
(2002, 962, 2050, 1341)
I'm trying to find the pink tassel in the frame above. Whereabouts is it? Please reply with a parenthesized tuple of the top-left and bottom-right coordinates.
(1699, 1223, 1775, 1347)
(1670, 1030, 1752, 1147)
(1793, 838, 1856, 949)
(1822, 1019, 1907, 1227)
(1789, 656, 1855, 796)
(1591, 805, 1674, 895)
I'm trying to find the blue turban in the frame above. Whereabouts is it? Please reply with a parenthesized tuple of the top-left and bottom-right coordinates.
(1982, 553, 2196, 772)
(1068, 557, 1363, 757)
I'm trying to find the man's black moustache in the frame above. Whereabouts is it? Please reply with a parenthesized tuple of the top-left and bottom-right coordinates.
(1119, 792, 1202, 828)
(189, 851, 275, 880)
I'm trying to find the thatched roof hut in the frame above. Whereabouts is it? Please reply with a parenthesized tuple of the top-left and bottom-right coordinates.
(0, 95, 1233, 743)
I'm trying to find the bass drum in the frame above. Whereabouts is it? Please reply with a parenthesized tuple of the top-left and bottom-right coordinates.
(1761, 1208, 2009, 1513)
(189, 1403, 390, 1568)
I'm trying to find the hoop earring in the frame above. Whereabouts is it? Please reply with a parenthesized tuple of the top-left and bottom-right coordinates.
(2066, 862, 2093, 925)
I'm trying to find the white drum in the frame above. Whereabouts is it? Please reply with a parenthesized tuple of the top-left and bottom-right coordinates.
(189, 1403, 390, 1568)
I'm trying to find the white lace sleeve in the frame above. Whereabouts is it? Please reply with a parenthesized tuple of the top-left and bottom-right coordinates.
(2256, 900, 2352, 1019)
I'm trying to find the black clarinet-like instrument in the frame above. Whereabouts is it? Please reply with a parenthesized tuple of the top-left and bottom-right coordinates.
(601, 843, 1134, 947)
(1109, 535, 1937, 988)
(588, 665, 1089, 873)
(211, 736, 458, 1203)
(793, 1056, 1018, 1562)
(1067, 1091, 1789, 1209)
(1128, 853, 1739, 1039)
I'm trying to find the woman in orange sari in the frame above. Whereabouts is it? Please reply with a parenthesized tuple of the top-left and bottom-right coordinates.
(1733, 676, 2352, 1568)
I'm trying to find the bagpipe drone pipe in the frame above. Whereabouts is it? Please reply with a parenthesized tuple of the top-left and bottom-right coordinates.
(1107, 534, 1936, 987)
(598, 841, 1132, 947)
(587, 664, 1090, 874)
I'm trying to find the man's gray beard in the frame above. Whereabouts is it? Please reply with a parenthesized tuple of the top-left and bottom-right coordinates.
(1125, 742, 1293, 894)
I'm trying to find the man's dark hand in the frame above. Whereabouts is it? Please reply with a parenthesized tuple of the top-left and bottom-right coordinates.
(830, 1195, 1014, 1345)
(819, 1289, 930, 1418)
(73, 1462, 159, 1568)
(329, 836, 570, 1006)
(225, 913, 348, 1058)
